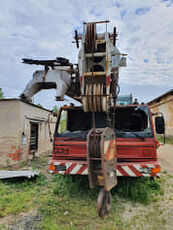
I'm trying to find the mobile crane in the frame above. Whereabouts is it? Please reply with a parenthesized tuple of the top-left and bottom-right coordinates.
(21, 21, 163, 217)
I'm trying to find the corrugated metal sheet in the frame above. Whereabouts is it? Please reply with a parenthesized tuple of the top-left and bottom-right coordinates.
(0, 170, 40, 179)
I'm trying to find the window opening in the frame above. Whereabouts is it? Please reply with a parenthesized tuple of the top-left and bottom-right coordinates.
(30, 122, 39, 151)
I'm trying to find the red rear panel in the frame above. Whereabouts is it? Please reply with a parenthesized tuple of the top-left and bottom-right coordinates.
(53, 138, 86, 160)
(116, 138, 157, 161)
(53, 137, 157, 162)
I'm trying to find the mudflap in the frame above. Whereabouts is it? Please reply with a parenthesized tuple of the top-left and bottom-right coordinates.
(87, 127, 117, 217)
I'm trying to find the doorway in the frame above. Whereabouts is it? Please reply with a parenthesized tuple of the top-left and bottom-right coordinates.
(29, 122, 39, 152)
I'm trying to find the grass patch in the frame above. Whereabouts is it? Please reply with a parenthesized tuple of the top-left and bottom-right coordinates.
(0, 175, 47, 217)
(38, 174, 124, 229)
(51, 174, 100, 198)
(156, 136, 173, 145)
(0, 190, 32, 217)
(0, 172, 164, 229)
(113, 177, 163, 205)
(38, 175, 163, 229)
(59, 119, 67, 133)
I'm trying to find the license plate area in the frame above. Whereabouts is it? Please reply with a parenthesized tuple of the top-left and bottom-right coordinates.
(55, 165, 66, 171)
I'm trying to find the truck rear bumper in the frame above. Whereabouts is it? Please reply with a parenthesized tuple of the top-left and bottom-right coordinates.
(49, 160, 161, 177)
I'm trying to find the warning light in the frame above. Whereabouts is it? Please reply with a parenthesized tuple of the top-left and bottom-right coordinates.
(49, 164, 55, 171)
(152, 166, 161, 174)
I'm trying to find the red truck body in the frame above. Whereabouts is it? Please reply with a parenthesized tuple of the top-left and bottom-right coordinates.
(49, 105, 161, 177)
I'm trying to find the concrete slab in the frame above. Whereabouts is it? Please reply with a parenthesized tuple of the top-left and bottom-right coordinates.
(0, 170, 40, 179)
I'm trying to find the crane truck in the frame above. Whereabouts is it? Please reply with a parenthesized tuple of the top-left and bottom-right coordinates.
(21, 21, 165, 217)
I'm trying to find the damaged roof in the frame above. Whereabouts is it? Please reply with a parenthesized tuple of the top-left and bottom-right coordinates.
(148, 89, 173, 105)
(0, 98, 53, 112)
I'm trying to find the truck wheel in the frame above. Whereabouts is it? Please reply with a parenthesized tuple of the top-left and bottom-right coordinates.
(97, 187, 112, 218)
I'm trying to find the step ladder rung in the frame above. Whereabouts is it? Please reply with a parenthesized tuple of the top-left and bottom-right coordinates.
(90, 157, 101, 160)
(83, 71, 106, 76)
(85, 52, 106, 58)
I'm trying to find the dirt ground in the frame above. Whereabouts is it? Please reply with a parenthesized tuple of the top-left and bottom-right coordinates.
(122, 144, 173, 230)
(158, 144, 173, 174)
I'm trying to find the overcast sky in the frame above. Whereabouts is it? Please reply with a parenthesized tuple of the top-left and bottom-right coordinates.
(0, 0, 172, 109)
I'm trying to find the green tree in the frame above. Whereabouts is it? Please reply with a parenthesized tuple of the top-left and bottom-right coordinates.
(0, 88, 4, 99)
(53, 105, 58, 113)
(37, 103, 43, 108)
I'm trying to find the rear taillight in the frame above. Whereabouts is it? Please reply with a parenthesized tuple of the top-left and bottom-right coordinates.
(49, 164, 55, 171)
(152, 165, 161, 174)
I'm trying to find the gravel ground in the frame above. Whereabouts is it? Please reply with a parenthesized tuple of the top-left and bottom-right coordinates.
(122, 144, 173, 230)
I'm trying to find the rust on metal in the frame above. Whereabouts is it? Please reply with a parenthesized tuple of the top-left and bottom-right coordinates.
(87, 127, 117, 191)
(87, 127, 117, 217)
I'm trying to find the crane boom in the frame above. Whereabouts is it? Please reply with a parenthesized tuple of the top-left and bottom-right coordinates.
(20, 21, 126, 111)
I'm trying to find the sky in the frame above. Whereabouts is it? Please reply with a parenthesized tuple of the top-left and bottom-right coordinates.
(0, 0, 173, 109)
